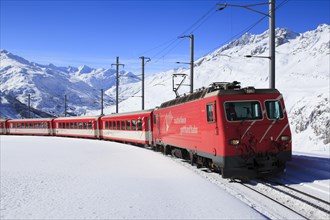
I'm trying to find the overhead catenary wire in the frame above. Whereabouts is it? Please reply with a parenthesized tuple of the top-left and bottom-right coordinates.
(139, 0, 290, 70)
(145, 1, 225, 63)
(200, 0, 290, 59)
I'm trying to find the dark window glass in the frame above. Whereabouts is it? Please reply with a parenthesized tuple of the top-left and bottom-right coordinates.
(121, 121, 125, 130)
(126, 120, 131, 130)
(88, 122, 93, 129)
(132, 120, 136, 130)
(206, 103, 215, 122)
(137, 119, 142, 131)
(105, 121, 109, 129)
(225, 101, 262, 121)
(265, 100, 284, 120)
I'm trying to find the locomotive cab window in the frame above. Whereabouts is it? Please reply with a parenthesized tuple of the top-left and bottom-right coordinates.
(225, 101, 262, 121)
(265, 100, 284, 120)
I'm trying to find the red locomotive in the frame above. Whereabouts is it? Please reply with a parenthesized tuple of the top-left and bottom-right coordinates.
(1, 81, 292, 179)
(153, 82, 291, 178)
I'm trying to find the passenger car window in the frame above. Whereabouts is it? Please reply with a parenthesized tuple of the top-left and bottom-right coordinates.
(88, 122, 92, 129)
(132, 120, 136, 130)
(265, 100, 284, 119)
(137, 119, 142, 131)
(126, 120, 131, 130)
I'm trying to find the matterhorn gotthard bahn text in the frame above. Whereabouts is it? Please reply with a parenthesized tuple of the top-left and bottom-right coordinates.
(0, 24, 329, 154)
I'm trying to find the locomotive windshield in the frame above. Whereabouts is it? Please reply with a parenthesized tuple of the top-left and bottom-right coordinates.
(265, 100, 284, 119)
(225, 101, 262, 121)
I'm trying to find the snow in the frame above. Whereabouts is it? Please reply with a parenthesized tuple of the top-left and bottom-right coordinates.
(1, 24, 329, 156)
(0, 135, 265, 219)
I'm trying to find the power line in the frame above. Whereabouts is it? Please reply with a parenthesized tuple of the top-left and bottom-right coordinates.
(199, 0, 290, 59)
(145, 1, 225, 63)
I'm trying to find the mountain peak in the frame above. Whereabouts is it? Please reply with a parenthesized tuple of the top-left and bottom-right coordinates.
(0, 50, 31, 66)
(77, 65, 93, 74)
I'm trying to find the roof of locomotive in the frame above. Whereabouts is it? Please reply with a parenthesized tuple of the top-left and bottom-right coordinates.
(159, 81, 280, 109)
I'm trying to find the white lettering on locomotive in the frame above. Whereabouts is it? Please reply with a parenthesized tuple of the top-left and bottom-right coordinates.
(180, 125, 198, 135)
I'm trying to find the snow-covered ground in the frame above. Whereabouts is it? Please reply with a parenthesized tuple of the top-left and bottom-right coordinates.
(1, 135, 265, 219)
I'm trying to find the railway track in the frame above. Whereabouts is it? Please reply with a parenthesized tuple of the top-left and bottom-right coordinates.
(261, 178, 330, 211)
(240, 178, 330, 219)
(232, 179, 308, 219)
(168, 155, 330, 219)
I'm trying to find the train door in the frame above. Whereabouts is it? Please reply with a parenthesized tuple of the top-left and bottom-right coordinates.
(95, 119, 100, 139)
(152, 113, 160, 145)
(147, 116, 152, 145)
(203, 101, 219, 154)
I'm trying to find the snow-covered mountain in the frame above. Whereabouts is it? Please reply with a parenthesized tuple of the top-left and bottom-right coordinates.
(88, 24, 329, 154)
(0, 50, 140, 117)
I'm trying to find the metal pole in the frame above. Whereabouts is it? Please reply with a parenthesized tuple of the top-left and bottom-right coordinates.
(116, 57, 119, 113)
(139, 56, 151, 110)
(269, 0, 275, 89)
(101, 89, 104, 116)
(28, 94, 30, 118)
(190, 34, 194, 93)
(64, 94, 67, 117)
(111, 57, 124, 113)
(141, 57, 145, 110)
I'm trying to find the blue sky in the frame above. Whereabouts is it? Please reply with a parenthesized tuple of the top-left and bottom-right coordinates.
(1, 0, 329, 74)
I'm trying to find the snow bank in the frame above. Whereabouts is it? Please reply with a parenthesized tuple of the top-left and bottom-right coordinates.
(0, 136, 264, 219)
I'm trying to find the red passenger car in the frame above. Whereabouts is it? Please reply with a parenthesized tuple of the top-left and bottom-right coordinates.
(100, 110, 153, 145)
(53, 116, 100, 138)
(0, 119, 8, 134)
(153, 82, 292, 178)
(7, 118, 54, 136)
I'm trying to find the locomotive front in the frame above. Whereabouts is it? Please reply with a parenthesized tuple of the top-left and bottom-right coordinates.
(218, 87, 292, 179)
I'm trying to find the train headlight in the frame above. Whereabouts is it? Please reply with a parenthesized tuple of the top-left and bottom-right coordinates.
(230, 139, 240, 145)
(280, 135, 290, 141)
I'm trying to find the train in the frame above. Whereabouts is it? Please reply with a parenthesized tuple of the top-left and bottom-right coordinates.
(0, 81, 292, 179)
